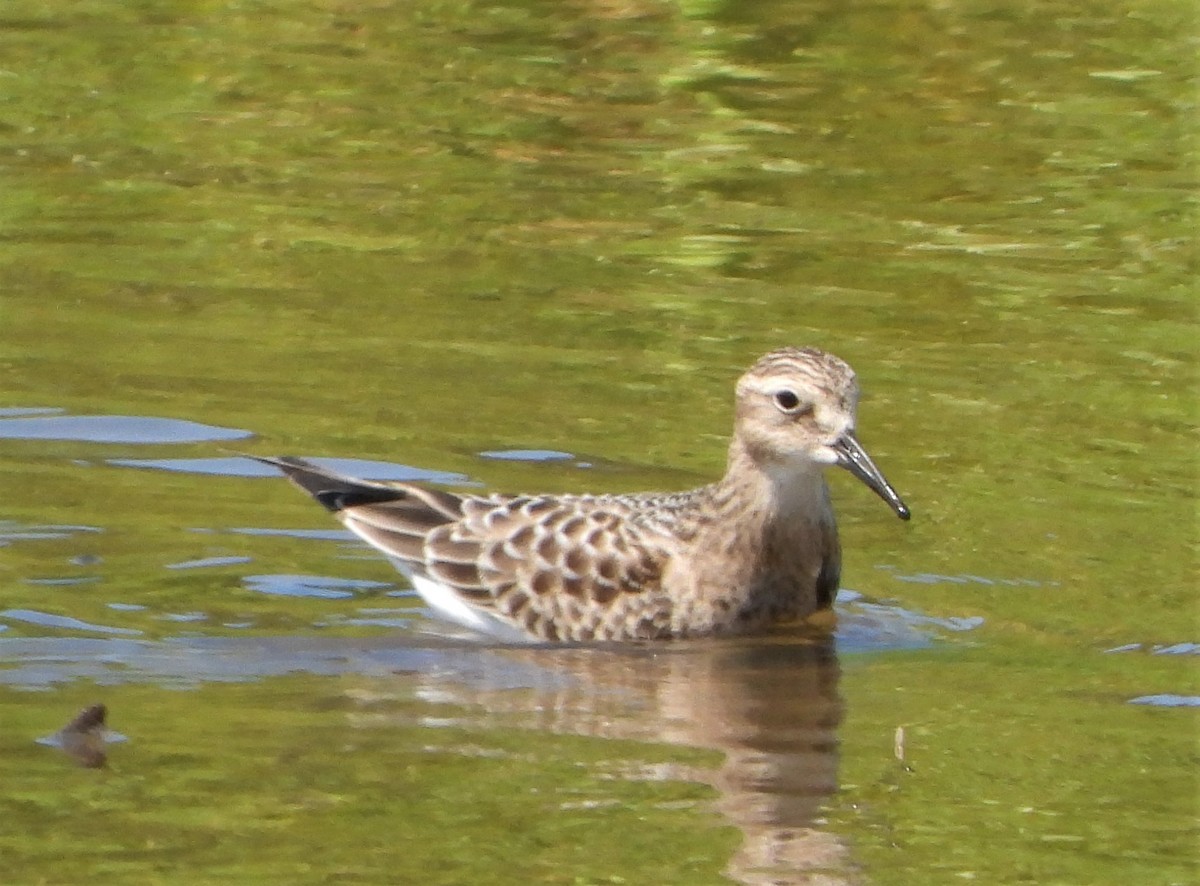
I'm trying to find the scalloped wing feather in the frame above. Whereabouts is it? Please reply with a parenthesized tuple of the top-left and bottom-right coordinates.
(345, 493, 679, 641)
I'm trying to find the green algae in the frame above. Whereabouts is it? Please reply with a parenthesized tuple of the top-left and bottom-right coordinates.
(0, 0, 1195, 883)
(0, 679, 734, 885)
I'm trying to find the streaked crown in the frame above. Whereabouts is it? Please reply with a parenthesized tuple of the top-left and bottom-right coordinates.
(733, 347, 861, 467)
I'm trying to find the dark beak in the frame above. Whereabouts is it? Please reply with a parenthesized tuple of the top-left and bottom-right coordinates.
(832, 432, 911, 520)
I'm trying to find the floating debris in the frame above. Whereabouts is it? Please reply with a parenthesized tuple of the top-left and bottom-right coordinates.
(37, 703, 125, 768)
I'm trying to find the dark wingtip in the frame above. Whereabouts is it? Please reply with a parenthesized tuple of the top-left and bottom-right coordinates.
(254, 455, 406, 512)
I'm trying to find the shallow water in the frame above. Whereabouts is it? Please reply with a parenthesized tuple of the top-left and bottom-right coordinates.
(1, 1, 1196, 884)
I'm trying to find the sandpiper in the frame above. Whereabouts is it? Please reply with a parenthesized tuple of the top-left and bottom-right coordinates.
(256, 347, 909, 642)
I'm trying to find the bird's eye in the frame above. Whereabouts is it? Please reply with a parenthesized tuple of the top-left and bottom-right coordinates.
(773, 390, 810, 414)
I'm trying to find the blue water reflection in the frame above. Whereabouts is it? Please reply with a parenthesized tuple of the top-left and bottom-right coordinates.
(0, 414, 251, 444)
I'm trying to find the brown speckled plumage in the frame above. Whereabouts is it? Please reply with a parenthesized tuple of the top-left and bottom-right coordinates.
(257, 347, 909, 642)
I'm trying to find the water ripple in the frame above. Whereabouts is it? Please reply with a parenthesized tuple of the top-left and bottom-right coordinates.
(0, 609, 142, 636)
(0, 414, 251, 444)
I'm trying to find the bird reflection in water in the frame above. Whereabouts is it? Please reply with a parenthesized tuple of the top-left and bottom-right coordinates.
(351, 629, 846, 886)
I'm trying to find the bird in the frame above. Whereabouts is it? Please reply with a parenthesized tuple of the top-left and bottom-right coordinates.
(254, 347, 910, 642)
(43, 703, 113, 768)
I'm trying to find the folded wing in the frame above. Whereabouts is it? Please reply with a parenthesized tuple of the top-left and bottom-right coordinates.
(256, 456, 675, 640)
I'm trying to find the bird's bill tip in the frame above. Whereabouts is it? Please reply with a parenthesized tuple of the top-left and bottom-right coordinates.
(833, 433, 911, 521)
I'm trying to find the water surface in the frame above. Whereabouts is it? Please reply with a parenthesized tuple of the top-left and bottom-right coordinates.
(0, 1, 1195, 884)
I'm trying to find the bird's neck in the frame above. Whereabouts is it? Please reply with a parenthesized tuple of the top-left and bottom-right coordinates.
(713, 436, 835, 527)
